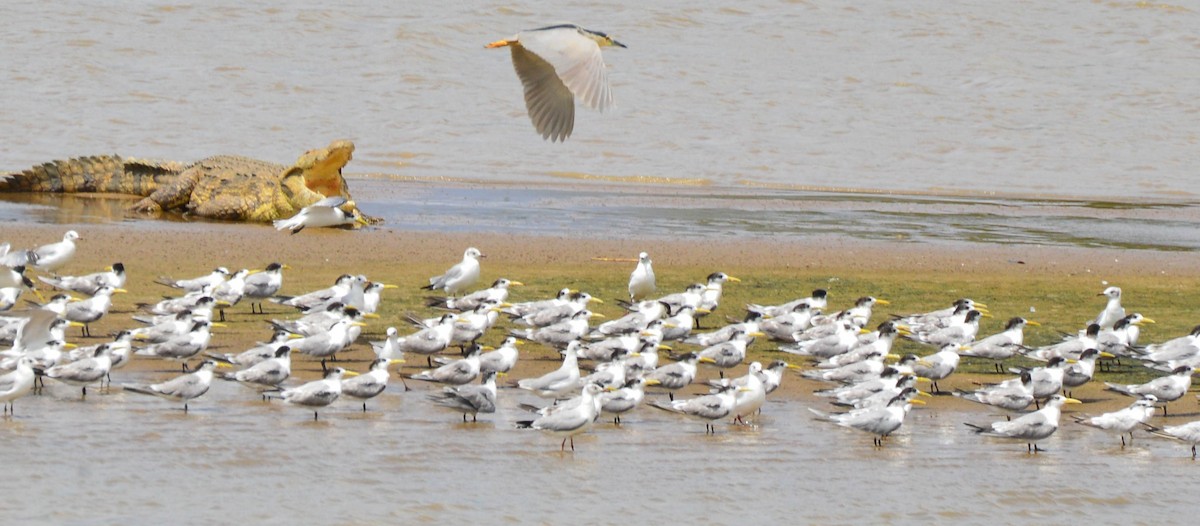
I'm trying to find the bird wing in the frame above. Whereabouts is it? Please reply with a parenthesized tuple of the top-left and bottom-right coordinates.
(510, 44, 575, 142)
(431, 262, 466, 289)
(446, 385, 495, 412)
(533, 405, 590, 432)
(154, 373, 206, 399)
(519, 28, 612, 112)
(310, 196, 348, 209)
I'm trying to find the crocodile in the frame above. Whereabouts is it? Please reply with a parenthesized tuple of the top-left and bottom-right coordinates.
(0, 140, 373, 223)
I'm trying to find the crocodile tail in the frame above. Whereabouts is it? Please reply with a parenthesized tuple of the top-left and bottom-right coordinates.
(0, 155, 183, 196)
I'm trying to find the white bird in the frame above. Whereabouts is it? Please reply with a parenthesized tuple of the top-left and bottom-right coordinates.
(650, 383, 745, 434)
(1026, 324, 1100, 362)
(659, 306, 699, 342)
(44, 344, 113, 397)
(1090, 286, 1125, 329)
(274, 274, 353, 312)
(644, 352, 700, 399)
(1011, 356, 1071, 402)
(1145, 420, 1200, 459)
(137, 310, 213, 344)
(123, 360, 224, 412)
(63, 285, 126, 337)
(1138, 324, 1200, 367)
(758, 359, 801, 395)
(272, 196, 368, 234)
(510, 309, 599, 349)
(1074, 395, 1157, 447)
(428, 370, 500, 422)
(277, 367, 356, 420)
(725, 362, 767, 425)
(966, 394, 1082, 453)
(212, 268, 252, 320)
(597, 377, 646, 424)
(758, 302, 814, 343)
(893, 299, 988, 331)
(511, 292, 599, 328)
(1105, 365, 1193, 415)
(479, 336, 522, 374)
(287, 318, 366, 371)
(486, 24, 626, 142)
(29, 230, 80, 272)
(685, 311, 766, 348)
(747, 288, 827, 318)
(341, 358, 399, 412)
(516, 383, 605, 451)
(71, 330, 136, 386)
(516, 342, 582, 398)
(503, 287, 573, 318)
(809, 387, 926, 447)
(0, 357, 37, 415)
(594, 300, 663, 337)
(694, 272, 740, 328)
(627, 252, 655, 302)
(0, 287, 20, 312)
(135, 320, 223, 370)
(655, 283, 708, 318)
(953, 371, 1035, 412)
(242, 262, 288, 314)
(911, 344, 962, 393)
(961, 317, 1039, 373)
(906, 310, 982, 347)
(1061, 348, 1114, 392)
(696, 329, 759, 373)
(410, 344, 482, 386)
(1096, 314, 1152, 358)
(361, 281, 396, 315)
(38, 262, 126, 295)
(425, 278, 520, 312)
(782, 320, 865, 359)
(221, 346, 293, 392)
(809, 364, 903, 404)
(396, 314, 457, 367)
(154, 267, 229, 292)
(816, 322, 904, 368)
(423, 247, 483, 296)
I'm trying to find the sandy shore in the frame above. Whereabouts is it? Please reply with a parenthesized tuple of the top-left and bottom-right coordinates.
(5, 221, 1200, 416)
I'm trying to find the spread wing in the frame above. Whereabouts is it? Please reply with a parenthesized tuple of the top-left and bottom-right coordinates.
(510, 44, 575, 142)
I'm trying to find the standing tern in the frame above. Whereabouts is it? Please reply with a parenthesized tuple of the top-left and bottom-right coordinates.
(965, 394, 1082, 453)
(1074, 395, 1157, 447)
(342, 358, 400, 412)
(44, 344, 113, 397)
(428, 370, 500, 422)
(810, 387, 926, 447)
(123, 360, 227, 413)
(276, 367, 357, 420)
(650, 383, 747, 434)
(37, 262, 126, 295)
(242, 262, 288, 314)
(516, 384, 606, 451)
(1104, 365, 1193, 415)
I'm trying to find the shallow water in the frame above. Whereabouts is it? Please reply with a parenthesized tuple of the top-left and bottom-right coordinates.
(2, 1, 1198, 200)
(2, 374, 1197, 524)
(3, 180, 1200, 251)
